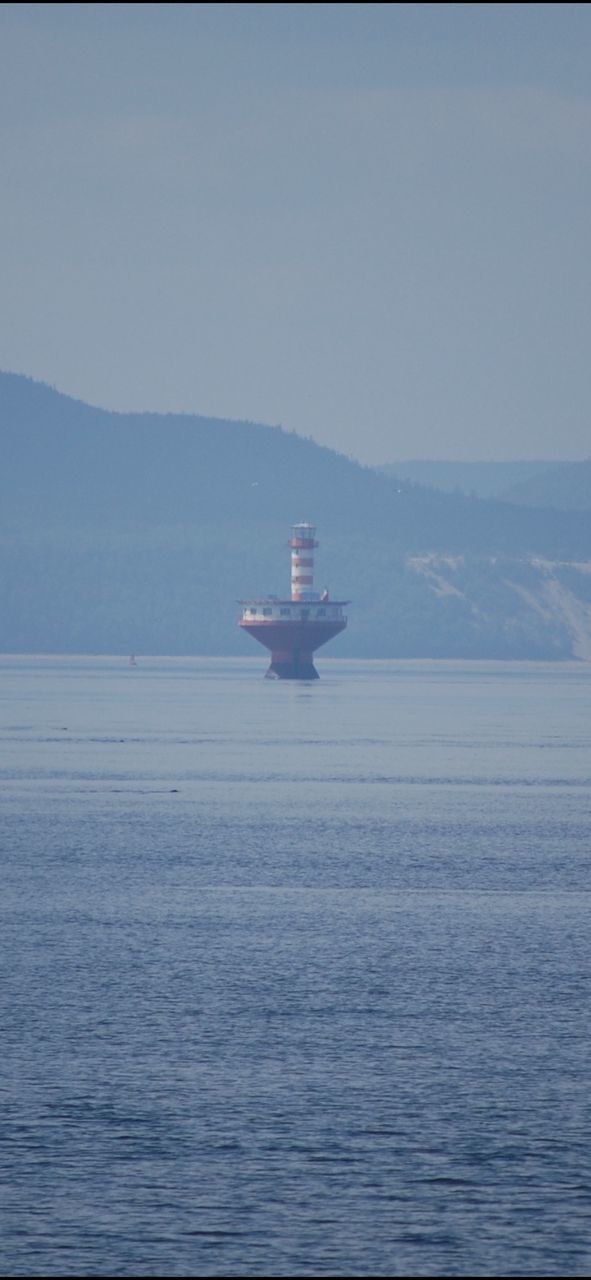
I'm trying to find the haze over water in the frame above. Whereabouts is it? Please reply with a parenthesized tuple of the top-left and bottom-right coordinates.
(2, 655, 591, 1277)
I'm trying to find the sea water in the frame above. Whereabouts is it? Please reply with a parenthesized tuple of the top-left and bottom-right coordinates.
(1, 655, 590, 1277)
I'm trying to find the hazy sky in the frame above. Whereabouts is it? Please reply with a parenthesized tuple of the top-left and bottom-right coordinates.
(1, 3, 590, 464)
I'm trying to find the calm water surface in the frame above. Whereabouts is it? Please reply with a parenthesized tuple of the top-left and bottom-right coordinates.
(1, 655, 591, 1276)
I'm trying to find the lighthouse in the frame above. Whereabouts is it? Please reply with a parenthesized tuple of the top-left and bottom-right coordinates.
(239, 523, 348, 679)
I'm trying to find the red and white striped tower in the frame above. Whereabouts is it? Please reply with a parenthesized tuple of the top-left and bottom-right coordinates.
(289, 522, 318, 601)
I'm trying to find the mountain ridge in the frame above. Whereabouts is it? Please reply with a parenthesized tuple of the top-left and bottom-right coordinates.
(2, 371, 590, 659)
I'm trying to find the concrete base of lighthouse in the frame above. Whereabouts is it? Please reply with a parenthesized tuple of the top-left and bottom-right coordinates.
(265, 651, 319, 680)
(239, 608, 348, 681)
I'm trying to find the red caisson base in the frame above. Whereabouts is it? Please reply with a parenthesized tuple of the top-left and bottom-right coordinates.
(240, 618, 346, 680)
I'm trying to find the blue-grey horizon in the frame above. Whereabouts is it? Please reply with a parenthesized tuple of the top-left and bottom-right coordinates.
(1, 2, 589, 465)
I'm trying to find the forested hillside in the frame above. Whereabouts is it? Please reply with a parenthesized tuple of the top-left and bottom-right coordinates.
(2, 372, 591, 659)
(500, 460, 591, 510)
(379, 460, 557, 499)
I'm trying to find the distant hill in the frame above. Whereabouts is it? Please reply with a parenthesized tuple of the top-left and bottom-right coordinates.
(379, 459, 559, 499)
(499, 460, 591, 510)
(2, 371, 591, 659)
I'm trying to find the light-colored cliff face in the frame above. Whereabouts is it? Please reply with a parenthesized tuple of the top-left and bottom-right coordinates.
(408, 555, 591, 661)
(530, 563, 591, 661)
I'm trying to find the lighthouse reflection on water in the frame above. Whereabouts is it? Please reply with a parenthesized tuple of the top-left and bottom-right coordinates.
(239, 523, 349, 679)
